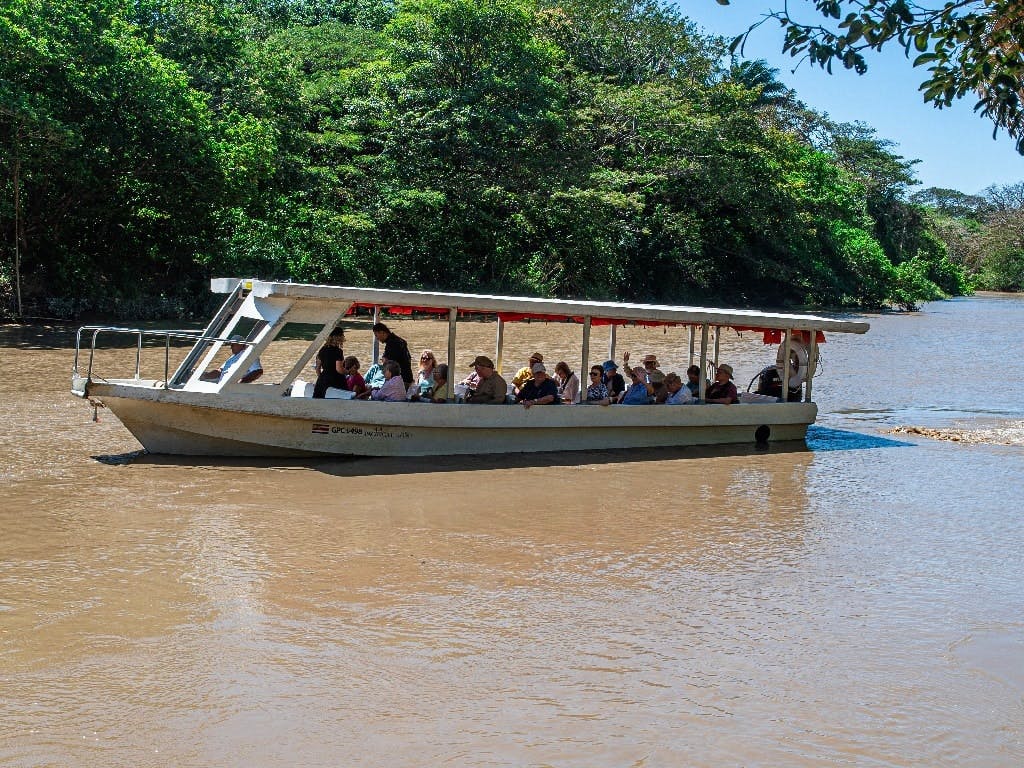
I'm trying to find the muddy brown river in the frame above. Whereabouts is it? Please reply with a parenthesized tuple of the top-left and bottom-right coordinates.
(1, 294, 1022, 766)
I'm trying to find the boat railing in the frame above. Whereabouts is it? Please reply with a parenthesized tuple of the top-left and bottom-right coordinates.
(73, 326, 250, 388)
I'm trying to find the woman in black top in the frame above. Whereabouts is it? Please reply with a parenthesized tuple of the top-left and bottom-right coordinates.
(313, 327, 347, 398)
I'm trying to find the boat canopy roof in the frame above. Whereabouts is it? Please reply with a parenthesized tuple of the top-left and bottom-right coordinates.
(213, 279, 870, 335)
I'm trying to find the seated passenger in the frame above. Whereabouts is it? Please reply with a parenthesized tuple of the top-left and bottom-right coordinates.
(623, 351, 666, 402)
(685, 365, 701, 397)
(553, 361, 580, 404)
(358, 361, 407, 401)
(363, 354, 387, 389)
(516, 362, 559, 408)
(411, 363, 450, 403)
(343, 356, 366, 396)
(586, 365, 611, 406)
(619, 366, 653, 404)
(705, 363, 739, 404)
(200, 336, 263, 383)
(662, 372, 694, 405)
(428, 363, 450, 402)
(416, 349, 437, 396)
(511, 352, 543, 395)
(602, 360, 625, 400)
(464, 356, 507, 404)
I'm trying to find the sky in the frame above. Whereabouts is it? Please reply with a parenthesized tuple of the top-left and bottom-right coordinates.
(681, 2, 1024, 195)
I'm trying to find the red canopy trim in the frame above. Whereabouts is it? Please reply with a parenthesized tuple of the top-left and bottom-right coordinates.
(732, 327, 826, 345)
(342, 305, 824, 340)
(345, 303, 450, 316)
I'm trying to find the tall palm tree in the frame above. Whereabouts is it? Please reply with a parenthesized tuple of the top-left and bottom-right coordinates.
(729, 58, 793, 107)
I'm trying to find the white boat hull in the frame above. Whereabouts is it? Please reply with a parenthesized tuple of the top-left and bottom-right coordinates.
(80, 379, 816, 457)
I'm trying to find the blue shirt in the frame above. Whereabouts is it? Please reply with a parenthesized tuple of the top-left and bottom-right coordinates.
(664, 387, 694, 405)
(364, 363, 386, 388)
(621, 382, 650, 404)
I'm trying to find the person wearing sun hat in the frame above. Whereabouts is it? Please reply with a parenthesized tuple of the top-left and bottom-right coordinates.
(705, 362, 739, 404)
(464, 355, 507, 404)
(622, 350, 666, 401)
(511, 351, 545, 394)
(601, 359, 626, 400)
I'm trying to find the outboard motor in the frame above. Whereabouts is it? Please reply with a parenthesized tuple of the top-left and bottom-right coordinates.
(752, 366, 802, 401)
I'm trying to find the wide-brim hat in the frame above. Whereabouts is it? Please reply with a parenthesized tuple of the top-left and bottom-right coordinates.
(717, 363, 734, 378)
(642, 354, 659, 364)
(529, 352, 544, 363)
(469, 355, 494, 369)
(601, 360, 618, 372)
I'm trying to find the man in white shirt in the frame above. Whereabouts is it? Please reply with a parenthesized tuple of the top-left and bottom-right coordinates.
(201, 336, 263, 383)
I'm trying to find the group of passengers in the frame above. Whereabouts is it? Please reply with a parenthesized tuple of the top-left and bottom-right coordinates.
(308, 324, 740, 405)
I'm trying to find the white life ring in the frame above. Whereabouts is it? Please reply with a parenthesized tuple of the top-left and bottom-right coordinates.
(776, 339, 809, 387)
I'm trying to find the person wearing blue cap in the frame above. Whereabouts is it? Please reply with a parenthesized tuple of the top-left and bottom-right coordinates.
(601, 359, 625, 400)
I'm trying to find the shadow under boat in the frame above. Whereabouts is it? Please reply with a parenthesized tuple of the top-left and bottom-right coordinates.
(91, 425, 912, 475)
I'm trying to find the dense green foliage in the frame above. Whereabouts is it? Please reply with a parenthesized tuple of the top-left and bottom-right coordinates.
(1, 0, 980, 319)
(724, 1, 1024, 153)
(914, 182, 1024, 292)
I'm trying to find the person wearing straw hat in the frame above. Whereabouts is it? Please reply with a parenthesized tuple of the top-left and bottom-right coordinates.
(623, 350, 666, 401)
(705, 363, 739, 404)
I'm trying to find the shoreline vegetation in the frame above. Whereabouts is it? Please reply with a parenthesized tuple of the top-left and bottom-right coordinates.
(3, 0, 1022, 323)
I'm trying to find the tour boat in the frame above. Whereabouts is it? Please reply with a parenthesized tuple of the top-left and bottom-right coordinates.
(71, 278, 869, 457)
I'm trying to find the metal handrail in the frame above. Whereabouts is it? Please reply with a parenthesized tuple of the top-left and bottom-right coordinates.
(73, 326, 251, 389)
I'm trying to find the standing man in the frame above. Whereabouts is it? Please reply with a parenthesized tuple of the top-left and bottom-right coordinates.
(371, 323, 413, 388)
(464, 356, 508, 404)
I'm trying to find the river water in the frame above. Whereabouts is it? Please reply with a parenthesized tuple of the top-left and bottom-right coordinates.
(1, 294, 1022, 767)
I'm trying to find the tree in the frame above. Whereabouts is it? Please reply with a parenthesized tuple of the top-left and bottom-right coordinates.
(721, 1, 1024, 152)
(728, 58, 793, 107)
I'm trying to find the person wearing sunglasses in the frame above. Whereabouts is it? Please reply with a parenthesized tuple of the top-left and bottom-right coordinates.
(586, 365, 611, 406)
(416, 349, 437, 396)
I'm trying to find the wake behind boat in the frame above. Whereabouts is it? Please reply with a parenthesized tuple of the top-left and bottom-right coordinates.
(71, 279, 869, 457)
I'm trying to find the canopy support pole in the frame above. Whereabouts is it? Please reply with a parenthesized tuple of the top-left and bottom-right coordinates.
(447, 308, 458, 383)
(608, 324, 616, 361)
(805, 332, 818, 402)
(581, 317, 592, 391)
(698, 324, 709, 401)
(688, 326, 695, 367)
(495, 317, 505, 375)
(371, 306, 380, 363)
(781, 328, 793, 402)
(713, 326, 720, 370)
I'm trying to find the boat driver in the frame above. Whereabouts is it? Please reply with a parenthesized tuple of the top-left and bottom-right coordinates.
(200, 336, 263, 383)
